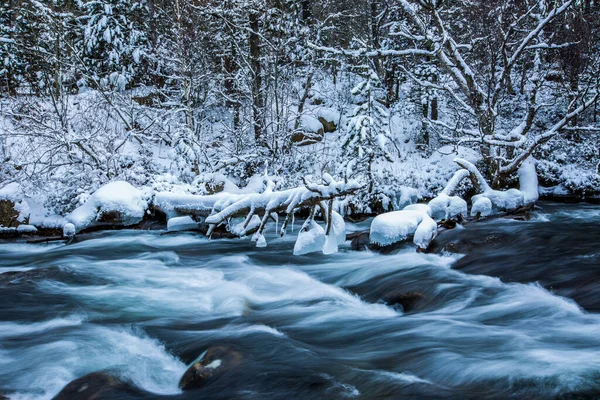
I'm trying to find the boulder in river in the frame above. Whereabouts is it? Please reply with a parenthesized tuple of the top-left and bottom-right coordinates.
(348, 231, 370, 251)
(381, 291, 425, 312)
(179, 346, 243, 391)
(53, 371, 139, 400)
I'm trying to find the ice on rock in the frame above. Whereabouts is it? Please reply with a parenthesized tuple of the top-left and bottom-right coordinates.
(293, 220, 326, 255)
(370, 209, 437, 249)
(67, 181, 149, 231)
(167, 216, 199, 232)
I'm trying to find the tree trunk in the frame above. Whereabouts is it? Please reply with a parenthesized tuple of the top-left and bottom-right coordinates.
(249, 11, 264, 143)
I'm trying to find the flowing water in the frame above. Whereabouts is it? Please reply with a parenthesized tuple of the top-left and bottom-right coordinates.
(0, 203, 599, 399)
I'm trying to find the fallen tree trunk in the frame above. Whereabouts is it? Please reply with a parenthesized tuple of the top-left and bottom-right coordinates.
(154, 174, 361, 239)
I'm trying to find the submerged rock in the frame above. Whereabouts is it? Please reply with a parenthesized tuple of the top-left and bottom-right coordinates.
(179, 346, 243, 391)
(0, 267, 62, 285)
(53, 371, 139, 400)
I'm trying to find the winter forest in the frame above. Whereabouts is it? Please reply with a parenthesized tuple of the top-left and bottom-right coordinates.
(1, 1, 600, 399)
(1, 0, 599, 220)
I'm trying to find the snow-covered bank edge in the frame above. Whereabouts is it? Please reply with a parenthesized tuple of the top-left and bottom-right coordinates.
(0, 158, 553, 256)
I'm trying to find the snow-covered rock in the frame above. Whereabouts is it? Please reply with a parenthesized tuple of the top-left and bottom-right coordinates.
(67, 181, 149, 232)
(63, 223, 76, 237)
(167, 216, 200, 232)
(293, 220, 326, 255)
(369, 209, 437, 249)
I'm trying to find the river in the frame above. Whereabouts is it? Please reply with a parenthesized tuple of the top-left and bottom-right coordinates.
(1, 203, 599, 399)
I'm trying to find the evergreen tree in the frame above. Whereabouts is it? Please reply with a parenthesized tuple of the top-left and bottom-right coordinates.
(0, 1, 20, 95)
(80, 0, 148, 90)
(342, 66, 393, 193)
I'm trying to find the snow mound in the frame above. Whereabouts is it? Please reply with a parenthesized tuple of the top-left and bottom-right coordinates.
(519, 157, 539, 205)
(67, 181, 149, 231)
(428, 193, 467, 220)
(471, 196, 492, 217)
(370, 210, 437, 249)
(167, 216, 200, 232)
(294, 220, 326, 255)
(63, 223, 76, 237)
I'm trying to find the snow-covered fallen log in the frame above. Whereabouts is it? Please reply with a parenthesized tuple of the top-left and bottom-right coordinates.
(156, 174, 359, 249)
(454, 158, 537, 216)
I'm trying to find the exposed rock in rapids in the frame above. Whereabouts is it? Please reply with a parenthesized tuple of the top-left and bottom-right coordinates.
(53, 371, 140, 400)
(179, 346, 243, 391)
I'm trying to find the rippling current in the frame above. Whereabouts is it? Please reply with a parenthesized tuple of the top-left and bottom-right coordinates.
(1, 203, 599, 399)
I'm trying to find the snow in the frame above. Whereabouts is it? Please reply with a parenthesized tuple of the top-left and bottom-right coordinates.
(413, 216, 437, 249)
(293, 220, 326, 255)
(231, 215, 261, 236)
(255, 233, 267, 248)
(471, 196, 492, 217)
(16, 225, 37, 233)
(369, 209, 437, 249)
(167, 216, 199, 232)
(66, 181, 149, 231)
(297, 115, 324, 133)
(63, 223, 76, 237)
(455, 158, 525, 214)
(519, 156, 539, 205)
(322, 211, 346, 254)
(428, 193, 467, 220)
(0, 182, 21, 201)
(314, 107, 341, 125)
(403, 203, 432, 217)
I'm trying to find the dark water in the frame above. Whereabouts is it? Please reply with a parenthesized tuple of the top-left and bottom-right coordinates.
(1, 203, 599, 399)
